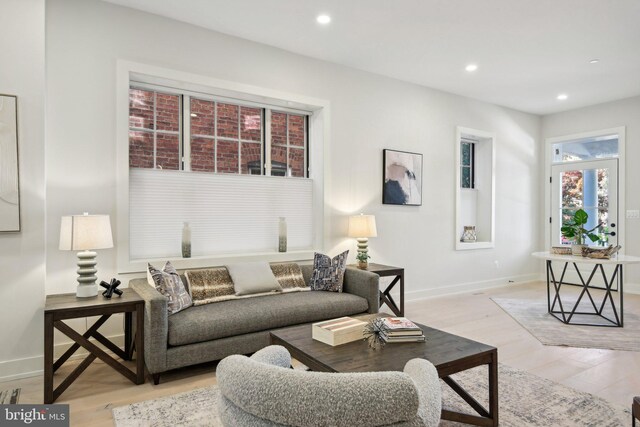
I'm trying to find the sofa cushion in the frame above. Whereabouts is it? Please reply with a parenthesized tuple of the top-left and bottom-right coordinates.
(167, 291, 369, 346)
(148, 262, 192, 315)
(310, 251, 349, 292)
(271, 263, 307, 289)
(226, 262, 282, 296)
(185, 267, 235, 305)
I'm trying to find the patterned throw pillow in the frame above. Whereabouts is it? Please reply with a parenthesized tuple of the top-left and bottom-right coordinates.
(148, 262, 193, 315)
(310, 251, 349, 292)
(271, 263, 307, 290)
(185, 267, 235, 306)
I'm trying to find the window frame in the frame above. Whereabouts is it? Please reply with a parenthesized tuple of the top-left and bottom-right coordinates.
(128, 88, 183, 170)
(130, 81, 310, 178)
(117, 61, 329, 274)
(460, 139, 475, 189)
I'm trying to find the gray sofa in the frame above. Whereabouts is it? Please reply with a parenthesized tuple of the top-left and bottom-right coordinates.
(217, 345, 442, 427)
(129, 264, 379, 384)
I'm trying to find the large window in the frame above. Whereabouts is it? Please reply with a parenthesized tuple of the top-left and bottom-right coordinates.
(126, 83, 314, 262)
(128, 86, 309, 177)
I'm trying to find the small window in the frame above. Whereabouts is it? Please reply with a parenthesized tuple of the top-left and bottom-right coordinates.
(270, 112, 307, 177)
(129, 89, 181, 170)
(552, 135, 618, 163)
(460, 140, 475, 189)
(190, 98, 264, 175)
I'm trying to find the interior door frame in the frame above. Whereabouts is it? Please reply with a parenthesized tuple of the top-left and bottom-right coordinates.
(544, 127, 626, 255)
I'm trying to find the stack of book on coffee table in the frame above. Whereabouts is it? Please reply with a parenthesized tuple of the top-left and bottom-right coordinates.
(380, 317, 425, 343)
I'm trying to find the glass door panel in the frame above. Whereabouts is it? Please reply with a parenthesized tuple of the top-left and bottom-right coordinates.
(551, 159, 618, 286)
(552, 160, 617, 247)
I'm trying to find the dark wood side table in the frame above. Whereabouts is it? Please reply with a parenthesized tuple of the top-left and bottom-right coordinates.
(349, 263, 404, 316)
(44, 288, 145, 403)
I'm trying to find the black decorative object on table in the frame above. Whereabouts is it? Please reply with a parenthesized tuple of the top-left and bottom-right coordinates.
(100, 278, 122, 299)
(363, 317, 386, 350)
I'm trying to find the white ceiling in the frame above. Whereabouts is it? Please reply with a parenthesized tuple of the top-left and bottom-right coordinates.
(103, 0, 640, 115)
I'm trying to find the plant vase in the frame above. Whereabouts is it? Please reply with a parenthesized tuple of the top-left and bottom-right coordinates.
(357, 260, 368, 269)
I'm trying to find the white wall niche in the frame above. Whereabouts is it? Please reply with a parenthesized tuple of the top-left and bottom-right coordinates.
(455, 126, 495, 250)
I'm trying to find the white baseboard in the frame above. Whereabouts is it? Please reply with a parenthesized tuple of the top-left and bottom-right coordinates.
(0, 356, 44, 383)
(0, 334, 125, 383)
(405, 273, 541, 302)
(625, 282, 640, 294)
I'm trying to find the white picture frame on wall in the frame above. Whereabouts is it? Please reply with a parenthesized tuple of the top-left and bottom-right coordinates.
(0, 94, 20, 232)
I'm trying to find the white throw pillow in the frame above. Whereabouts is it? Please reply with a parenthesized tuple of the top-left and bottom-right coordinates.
(226, 262, 283, 296)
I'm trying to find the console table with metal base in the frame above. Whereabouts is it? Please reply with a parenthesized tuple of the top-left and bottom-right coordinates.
(349, 263, 404, 316)
(44, 289, 145, 403)
(532, 252, 640, 327)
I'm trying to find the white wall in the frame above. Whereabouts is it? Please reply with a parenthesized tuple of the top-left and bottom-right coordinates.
(45, 0, 542, 300)
(0, 0, 544, 380)
(0, 0, 46, 380)
(542, 95, 640, 290)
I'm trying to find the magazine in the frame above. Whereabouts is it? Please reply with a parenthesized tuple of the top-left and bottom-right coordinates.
(382, 317, 421, 331)
(380, 331, 426, 343)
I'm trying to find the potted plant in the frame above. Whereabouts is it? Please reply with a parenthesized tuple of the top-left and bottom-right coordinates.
(356, 252, 370, 269)
(561, 209, 601, 255)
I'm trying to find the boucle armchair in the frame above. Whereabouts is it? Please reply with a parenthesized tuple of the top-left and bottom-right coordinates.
(217, 345, 442, 427)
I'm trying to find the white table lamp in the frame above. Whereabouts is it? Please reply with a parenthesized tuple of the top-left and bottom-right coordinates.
(348, 214, 377, 268)
(59, 213, 113, 298)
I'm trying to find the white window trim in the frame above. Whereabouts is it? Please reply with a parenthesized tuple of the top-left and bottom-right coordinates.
(455, 126, 496, 251)
(116, 60, 330, 273)
(543, 126, 626, 255)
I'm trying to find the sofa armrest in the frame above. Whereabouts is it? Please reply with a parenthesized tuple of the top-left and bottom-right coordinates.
(403, 358, 442, 427)
(129, 278, 168, 374)
(342, 267, 379, 313)
(249, 345, 291, 369)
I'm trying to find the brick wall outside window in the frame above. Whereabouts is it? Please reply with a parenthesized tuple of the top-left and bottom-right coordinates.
(271, 112, 306, 177)
(129, 87, 307, 177)
(129, 89, 180, 170)
(190, 99, 264, 174)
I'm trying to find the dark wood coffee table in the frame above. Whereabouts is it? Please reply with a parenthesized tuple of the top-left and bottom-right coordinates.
(270, 313, 498, 426)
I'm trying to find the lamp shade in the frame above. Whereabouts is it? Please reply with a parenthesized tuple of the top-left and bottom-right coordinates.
(59, 214, 113, 251)
(348, 214, 377, 238)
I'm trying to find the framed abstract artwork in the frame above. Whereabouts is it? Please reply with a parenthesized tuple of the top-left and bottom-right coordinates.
(382, 149, 422, 206)
(0, 94, 20, 232)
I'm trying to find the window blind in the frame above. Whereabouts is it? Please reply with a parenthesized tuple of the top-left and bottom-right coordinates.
(129, 169, 313, 260)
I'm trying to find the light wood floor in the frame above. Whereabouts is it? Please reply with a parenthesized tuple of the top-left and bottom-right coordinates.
(3, 281, 639, 426)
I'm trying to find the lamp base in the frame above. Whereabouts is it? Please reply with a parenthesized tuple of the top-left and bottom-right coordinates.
(356, 237, 370, 269)
(76, 283, 98, 298)
(76, 250, 98, 298)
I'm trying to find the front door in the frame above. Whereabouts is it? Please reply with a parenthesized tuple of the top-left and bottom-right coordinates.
(550, 159, 619, 285)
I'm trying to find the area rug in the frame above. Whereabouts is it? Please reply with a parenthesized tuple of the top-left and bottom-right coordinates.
(492, 297, 640, 351)
(112, 364, 630, 427)
(0, 388, 20, 404)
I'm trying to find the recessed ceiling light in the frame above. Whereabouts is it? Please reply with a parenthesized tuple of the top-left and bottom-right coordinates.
(316, 14, 331, 24)
(557, 94, 568, 101)
(465, 64, 478, 72)
(589, 59, 599, 64)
